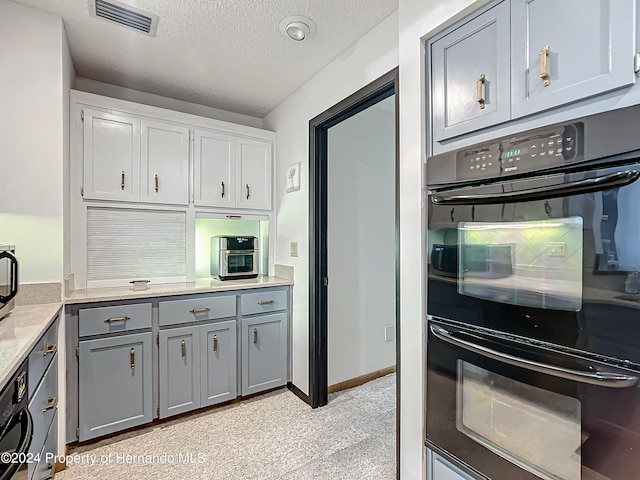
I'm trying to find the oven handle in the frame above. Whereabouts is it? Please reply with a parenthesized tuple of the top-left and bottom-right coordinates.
(430, 324, 639, 388)
(431, 170, 640, 205)
(0, 407, 33, 480)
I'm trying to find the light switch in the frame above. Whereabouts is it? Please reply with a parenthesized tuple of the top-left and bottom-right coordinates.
(290, 241, 299, 257)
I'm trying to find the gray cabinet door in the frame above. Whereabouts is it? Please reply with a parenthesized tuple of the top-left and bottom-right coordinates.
(200, 320, 237, 407)
(159, 325, 201, 418)
(241, 313, 287, 396)
(431, 1, 511, 141)
(511, 0, 636, 118)
(78, 332, 152, 441)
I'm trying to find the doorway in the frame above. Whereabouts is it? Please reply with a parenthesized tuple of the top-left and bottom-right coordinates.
(308, 67, 399, 465)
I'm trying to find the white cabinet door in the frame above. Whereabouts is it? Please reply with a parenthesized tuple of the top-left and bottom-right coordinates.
(193, 129, 236, 208)
(141, 120, 190, 205)
(83, 108, 140, 202)
(236, 137, 272, 210)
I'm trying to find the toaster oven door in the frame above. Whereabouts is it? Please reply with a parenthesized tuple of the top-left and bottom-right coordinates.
(223, 251, 257, 275)
(0, 250, 18, 306)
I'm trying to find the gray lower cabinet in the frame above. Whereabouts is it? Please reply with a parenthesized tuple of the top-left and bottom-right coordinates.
(241, 313, 287, 396)
(511, 0, 636, 119)
(429, 451, 474, 480)
(78, 332, 153, 441)
(431, 0, 511, 141)
(159, 325, 201, 418)
(201, 320, 237, 407)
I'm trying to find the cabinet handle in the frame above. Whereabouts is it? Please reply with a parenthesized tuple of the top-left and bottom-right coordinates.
(540, 45, 550, 86)
(221, 181, 225, 198)
(121, 171, 125, 190)
(42, 344, 57, 356)
(190, 307, 210, 314)
(129, 279, 151, 285)
(226, 215, 242, 219)
(213, 335, 218, 353)
(130, 348, 135, 369)
(246, 184, 250, 199)
(104, 316, 130, 323)
(42, 396, 57, 412)
(181, 340, 187, 359)
(254, 328, 258, 345)
(258, 300, 274, 305)
(476, 74, 485, 109)
(155, 174, 159, 192)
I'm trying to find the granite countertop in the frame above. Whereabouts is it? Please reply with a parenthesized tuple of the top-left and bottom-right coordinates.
(65, 275, 294, 304)
(0, 303, 61, 389)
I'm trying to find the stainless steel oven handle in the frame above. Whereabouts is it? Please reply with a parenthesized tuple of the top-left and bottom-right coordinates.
(430, 324, 639, 388)
(431, 170, 640, 205)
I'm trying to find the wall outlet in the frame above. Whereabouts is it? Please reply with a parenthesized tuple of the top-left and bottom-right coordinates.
(290, 241, 298, 257)
(547, 242, 566, 257)
(384, 325, 394, 342)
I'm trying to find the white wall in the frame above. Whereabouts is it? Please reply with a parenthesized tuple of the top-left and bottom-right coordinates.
(327, 96, 396, 385)
(263, 10, 399, 398)
(397, 0, 487, 478)
(75, 77, 265, 129)
(0, 0, 74, 284)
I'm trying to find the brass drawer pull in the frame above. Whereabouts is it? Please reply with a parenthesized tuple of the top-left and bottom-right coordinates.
(42, 396, 57, 412)
(181, 340, 187, 359)
(540, 45, 550, 86)
(190, 307, 210, 314)
(253, 328, 258, 344)
(129, 279, 151, 285)
(258, 300, 274, 305)
(213, 335, 218, 353)
(104, 316, 130, 323)
(130, 348, 135, 369)
(42, 344, 57, 356)
(155, 174, 159, 192)
(476, 74, 486, 109)
(221, 181, 225, 198)
(121, 171, 125, 190)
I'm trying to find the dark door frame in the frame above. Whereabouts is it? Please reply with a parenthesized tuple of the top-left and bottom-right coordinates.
(305, 67, 400, 466)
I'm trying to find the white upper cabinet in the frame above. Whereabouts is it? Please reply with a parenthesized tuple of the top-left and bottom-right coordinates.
(194, 132, 272, 210)
(193, 129, 236, 208)
(511, 0, 636, 118)
(83, 108, 141, 202)
(236, 137, 272, 210)
(141, 119, 190, 205)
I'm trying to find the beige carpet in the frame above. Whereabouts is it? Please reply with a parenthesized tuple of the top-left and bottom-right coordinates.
(57, 374, 397, 479)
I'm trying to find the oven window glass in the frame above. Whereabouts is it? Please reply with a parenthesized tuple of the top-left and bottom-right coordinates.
(457, 360, 582, 480)
(227, 254, 254, 273)
(457, 217, 583, 311)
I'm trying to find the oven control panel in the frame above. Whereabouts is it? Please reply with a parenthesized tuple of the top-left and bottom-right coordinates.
(456, 122, 584, 181)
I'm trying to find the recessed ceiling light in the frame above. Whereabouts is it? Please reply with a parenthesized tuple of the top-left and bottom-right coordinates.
(279, 15, 317, 42)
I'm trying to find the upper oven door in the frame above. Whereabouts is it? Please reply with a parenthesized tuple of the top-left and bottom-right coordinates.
(427, 163, 640, 360)
(426, 319, 640, 480)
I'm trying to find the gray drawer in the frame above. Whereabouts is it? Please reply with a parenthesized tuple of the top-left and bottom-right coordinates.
(241, 288, 288, 316)
(79, 303, 152, 337)
(29, 356, 58, 463)
(28, 316, 59, 396)
(30, 410, 57, 480)
(159, 294, 236, 327)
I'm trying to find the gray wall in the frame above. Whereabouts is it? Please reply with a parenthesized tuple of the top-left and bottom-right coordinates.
(327, 95, 396, 385)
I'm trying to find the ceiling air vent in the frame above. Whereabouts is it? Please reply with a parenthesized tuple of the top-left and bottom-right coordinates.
(88, 0, 159, 36)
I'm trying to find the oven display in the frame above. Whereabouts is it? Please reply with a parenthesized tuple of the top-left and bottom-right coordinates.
(456, 122, 584, 181)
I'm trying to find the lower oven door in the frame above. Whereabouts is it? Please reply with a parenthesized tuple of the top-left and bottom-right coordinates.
(222, 250, 258, 276)
(426, 318, 640, 480)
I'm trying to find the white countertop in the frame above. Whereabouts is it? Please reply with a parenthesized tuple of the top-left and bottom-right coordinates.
(0, 303, 61, 389)
(65, 276, 293, 304)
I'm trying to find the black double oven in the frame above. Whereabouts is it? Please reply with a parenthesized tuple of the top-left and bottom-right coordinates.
(426, 105, 640, 480)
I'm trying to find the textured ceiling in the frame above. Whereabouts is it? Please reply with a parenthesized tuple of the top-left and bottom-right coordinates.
(13, 0, 398, 117)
